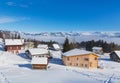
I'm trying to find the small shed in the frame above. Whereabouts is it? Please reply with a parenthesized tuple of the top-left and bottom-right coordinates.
(52, 44, 60, 51)
(24, 42, 34, 49)
(110, 51, 120, 62)
(92, 47, 103, 55)
(31, 57, 48, 69)
(37, 44, 48, 50)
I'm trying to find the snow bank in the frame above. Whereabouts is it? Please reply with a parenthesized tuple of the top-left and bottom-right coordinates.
(0, 51, 28, 66)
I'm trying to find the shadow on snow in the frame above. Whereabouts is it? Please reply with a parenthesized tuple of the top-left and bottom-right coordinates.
(18, 64, 32, 69)
(49, 58, 63, 65)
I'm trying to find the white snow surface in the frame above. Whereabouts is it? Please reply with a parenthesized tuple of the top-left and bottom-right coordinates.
(114, 51, 120, 58)
(37, 44, 48, 49)
(52, 44, 60, 49)
(28, 48, 48, 55)
(31, 57, 48, 64)
(5, 39, 24, 46)
(92, 47, 102, 50)
(50, 50, 62, 59)
(0, 51, 120, 83)
(63, 49, 93, 56)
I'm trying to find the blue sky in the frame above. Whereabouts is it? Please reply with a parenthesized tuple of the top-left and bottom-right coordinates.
(0, 0, 120, 32)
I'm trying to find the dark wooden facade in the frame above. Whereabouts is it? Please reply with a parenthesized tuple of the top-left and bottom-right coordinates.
(32, 64, 47, 69)
(5, 45, 23, 54)
(110, 52, 120, 62)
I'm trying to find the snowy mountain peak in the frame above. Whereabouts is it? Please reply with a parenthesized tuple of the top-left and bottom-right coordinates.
(21, 31, 120, 37)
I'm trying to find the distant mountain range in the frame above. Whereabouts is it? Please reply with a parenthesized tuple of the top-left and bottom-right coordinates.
(20, 31, 120, 44)
(22, 31, 120, 38)
(1, 30, 120, 44)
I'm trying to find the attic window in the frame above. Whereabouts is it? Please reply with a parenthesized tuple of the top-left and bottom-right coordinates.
(77, 57, 79, 60)
(84, 58, 89, 61)
(95, 57, 97, 60)
(67, 57, 69, 61)
(85, 64, 87, 67)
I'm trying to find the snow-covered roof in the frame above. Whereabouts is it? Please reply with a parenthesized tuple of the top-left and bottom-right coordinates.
(53, 44, 60, 49)
(114, 51, 120, 58)
(63, 49, 95, 57)
(92, 47, 102, 50)
(37, 44, 48, 49)
(28, 48, 49, 55)
(31, 57, 48, 64)
(0, 38, 3, 42)
(5, 39, 24, 46)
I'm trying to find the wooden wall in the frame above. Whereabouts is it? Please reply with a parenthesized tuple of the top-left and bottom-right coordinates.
(62, 53, 98, 68)
(6, 45, 23, 54)
(32, 64, 47, 69)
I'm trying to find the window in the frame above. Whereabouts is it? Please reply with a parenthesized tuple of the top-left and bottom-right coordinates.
(76, 63, 78, 66)
(16, 46, 18, 50)
(90, 62, 92, 67)
(85, 64, 87, 67)
(77, 57, 79, 60)
(69, 63, 72, 66)
(10, 47, 12, 50)
(67, 57, 69, 61)
(84, 58, 89, 61)
(95, 57, 97, 60)
(81, 64, 83, 67)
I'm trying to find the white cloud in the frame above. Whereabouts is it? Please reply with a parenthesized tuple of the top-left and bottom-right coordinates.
(0, 16, 30, 24)
(5, 2, 16, 6)
(5, 1, 30, 8)
(0, 17, 17, 23)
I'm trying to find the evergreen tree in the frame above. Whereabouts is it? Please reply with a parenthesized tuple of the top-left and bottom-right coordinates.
(15, 33, 17, 39)
(18, 34, 21, 39)
(11, 34, 14, 39)
(63, 37, 71, 52)
(48, 40, 54, 47)
(34, 39, 38, 48)
(71, 37, 78, 49)
(0, 31, 3, 38)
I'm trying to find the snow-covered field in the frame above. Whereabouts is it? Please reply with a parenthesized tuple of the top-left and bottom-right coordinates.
(0, 51, 120, 83)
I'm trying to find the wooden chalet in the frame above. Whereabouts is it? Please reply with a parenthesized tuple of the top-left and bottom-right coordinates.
(62, 49, 99, 68)
(110, 51, 120, 62)
(31, 57, 48, 69)
(26, 48, 50, 58)
(24, 42, 34, 49)
(92, 47, 103, 55)
(5, 39, 24, 54)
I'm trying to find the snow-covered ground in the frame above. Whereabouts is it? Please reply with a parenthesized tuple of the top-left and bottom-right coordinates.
(0, 51, 120, 83)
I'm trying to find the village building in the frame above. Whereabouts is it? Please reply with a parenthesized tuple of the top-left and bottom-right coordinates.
(52, 44, 61, 51)
(24, 42, 34, 49)
(0, 38, 3, 43)
(5, 39, 24, 54)
(31, 57, 48, 69)
(92, 47, 103, 55)
(109, 51, 120, 62)
(0, 38, 4, 51)
(37, 44, 48, 50)
(26, 48, 50, 58)
(62, 49, 99, 68)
